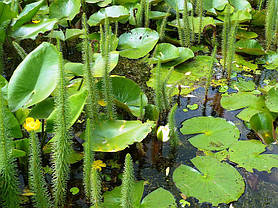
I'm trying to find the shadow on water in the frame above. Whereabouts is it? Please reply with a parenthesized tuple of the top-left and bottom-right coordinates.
(134, 86, 278, 208)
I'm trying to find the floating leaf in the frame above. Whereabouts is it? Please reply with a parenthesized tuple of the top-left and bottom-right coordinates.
(87, 120, 154, 152)
(221, 92, 267, 121)
(203, 0, 228, 14)
(29, 98, 55, 119)
(49, 0, 81, 20)
(229, 140, 278, 173)
(180, 117, 239, 151)
(92, 52, 119, 77)
(87, 5, 129, 26)
(265, 87, 278, 112)
(231, 78, 256, 92)
(70, 187, 80, 195)
(140, 188, 176, 208)
(250, 112, 276, 144)
(235, 39, 265, 56)
(165, 0, 193, 12)
(229, 0, 252, 11)
(173, 156, 245, 206)
(187, 104, 198, 110)
(151, 43, 180, 63)
(11, 19, 57, 40)
(118, 28, 159, 59)
(8, 42, 59, 111)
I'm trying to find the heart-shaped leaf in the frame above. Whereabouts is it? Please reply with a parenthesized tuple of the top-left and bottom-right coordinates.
(49, 0, 81, 20)
(173, 156, 245, 206)
(265, 87, 278, 112)
(8, 42, 59, 111)
(235, 39, 265, 55)
(87, 120, 154, 152)
(118, 28, 159, 59)
(151, 43, 180, 63)
(180, 117, 239, 151)
(229, 140, 278, 173)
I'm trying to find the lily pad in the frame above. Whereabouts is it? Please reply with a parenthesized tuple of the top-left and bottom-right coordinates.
(235, 39, 265, 56)
(49, 0, 81, 20)
(8, 42, 59, 111)
(92, 52, 119, 77)
(87, 6, 129, 26)
(151, 43, 180, 63)
(180, 117, 239, 151)
(118, 28, 159, 59)
(228, 140, 278, 173)
(221, 92, 267, 121)
(165, 0, 193, 12)
(11, 19, 57, 40)
(204, 0, 228, 14)
(265, 87, 278, 112)
(173, 156, 245, 206)
(229, 0, 252, 11)
(140, 188, 176, 208)
(161, 47, 194, 69)
(87, 120, 154, 152)
(231, 78, 256, 92)
(110, 77, 148, 117)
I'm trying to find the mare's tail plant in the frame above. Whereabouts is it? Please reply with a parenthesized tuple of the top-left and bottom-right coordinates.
(82, 13, 100, 199)
(222, 3, 231, 71)
(0, 83, 20, 208)
(52, 38, 73, 207)
(159, 7, 171, 41)
(12, 41, 27, 60)
(196, 0, 203, 43)
(100, 18, 116, 120)
(258, 0, 266, 10)
(182, 0, 191, 47)
(90, 161, 102, 207)
(24, 118, 52, 208)
(265, 0, 277, 50)
(121, 154, 135, 208)
(168, 104, 179, 147)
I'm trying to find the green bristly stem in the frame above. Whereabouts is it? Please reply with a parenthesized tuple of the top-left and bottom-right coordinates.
(29, 131, 51, 208)
(144, 0, 150, 28)
(182, 0, 191, 47)
(168, 104, 179, 147)
(159, 7, 171, 41)
(197, 0, 203, 43)
(90, 166, 102, 207)
(227, 21, 238, 81)
(176, 6, 184, 47)
(0, 85, 20, 208)
(12, 41, 27, 60)
(222, 4, 231, 70)
(121, 154, 135, 208)
(52, 38, 72, 207)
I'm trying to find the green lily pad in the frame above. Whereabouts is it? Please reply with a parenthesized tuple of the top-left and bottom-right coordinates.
(49, 0, 81, 20)
(149, 11, 170, 20)
(187, 104, 198, 110)
(11, 19, 57, 40)
(265, 87, 278, 112)
(161, 47, 194, 69)
(110, 77, 148, 117)
(87, 120, 154, 152)
(4, 105, 23, 138)
(165, 0, 193, 12)
(228, 140, 278, 173)
(46, 90, 88, 132)
(0, 2, 16, 25)
(173, 156, 245, 206)
(180, 117, 239, 151)
(65, 29, 84, 40)
(204, 0, 228, 14)
(250, 112, 276, 145)
(118, 28, 159, 59)
(229, 0, 252, 11)
(231, 78, 256, 92)
(151, 43, 180, 63)
(221, 92, 267, 121)
(8, 42, 59, 111)
(235, 39, 265, 56)
(92, 52, 119, 77)
(29, 97, 55, 119)
(140, 188, 176, 208)
(11, 0, 44, 30)
(87, 6, 129, 26)
(236, 29, 258, 39)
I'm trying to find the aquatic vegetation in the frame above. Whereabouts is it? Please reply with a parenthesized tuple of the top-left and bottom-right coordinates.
(2, 0, 278, 207)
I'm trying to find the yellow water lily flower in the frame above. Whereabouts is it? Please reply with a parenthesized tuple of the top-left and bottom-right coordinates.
(23, 117, 41, 132)
(32, 20, 40, 24)
(92, 160, 106, 171)
(98, 99, 107, 106)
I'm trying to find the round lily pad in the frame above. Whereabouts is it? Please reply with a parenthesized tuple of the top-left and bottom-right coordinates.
(235, 39, 265, 56)
(180, 117, 239, 151)
(151, 43, 180, 63)
(265, 87, 278, 112)
(229, 140, 278, 173)
(87, 5, 129, 26)
(118, 28, 159, 59)
(173, 156, 245, 206)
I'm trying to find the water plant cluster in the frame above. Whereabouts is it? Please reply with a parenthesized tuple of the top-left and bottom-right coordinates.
(1, 0, 278, 207)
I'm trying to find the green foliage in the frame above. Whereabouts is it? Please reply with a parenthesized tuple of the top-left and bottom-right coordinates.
(222, 4, 231, 72)
(168, 104, 179, 147)
(196, 0, 203, 43)
(52, 39, 73, 207)
(265, 0, 277, 50)
(91, 166, 102, 207)
(12, 41, 27, 60)
(159, 7, 171, 41)
(121, 153, 135, 208)
(29, 131, 52, 208)
(0, 87, 20, 208)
